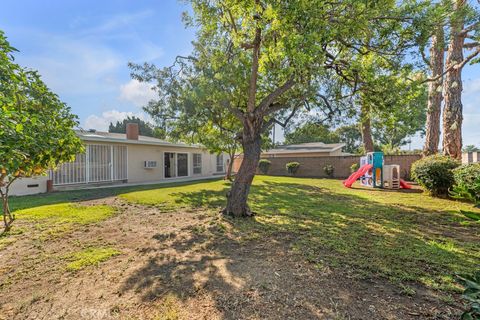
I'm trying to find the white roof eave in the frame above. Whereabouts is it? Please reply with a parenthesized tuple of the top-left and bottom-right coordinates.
(79, 135, 203, 150)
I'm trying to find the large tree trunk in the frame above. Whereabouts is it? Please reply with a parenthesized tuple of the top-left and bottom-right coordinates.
(224, 134, 261, 217)
(423, 27, 445, 156)
(443, 0, 465, 160)
(360, 104, 374, 153)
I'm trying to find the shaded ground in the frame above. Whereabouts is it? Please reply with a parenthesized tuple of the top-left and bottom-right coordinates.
(1, 176, 479, 319)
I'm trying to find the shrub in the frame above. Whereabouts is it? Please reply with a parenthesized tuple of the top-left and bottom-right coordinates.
(450, 163, 480, 205)
(258, 159, 272, 174)
(411, 155, 459, 196)
(286, 162, 300, 175)
(323, 164, 334, 177)
(350, 163, 359, 173)
(456, 271, 480, 320)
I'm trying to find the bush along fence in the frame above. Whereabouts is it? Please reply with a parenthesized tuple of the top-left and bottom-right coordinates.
(233, 154, 421, 179)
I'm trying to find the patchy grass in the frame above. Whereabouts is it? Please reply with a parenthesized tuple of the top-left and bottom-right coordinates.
(121, 175, 480, 292)
(16, 203, 115, 224)
(119, 179, 228, 209)
(64, 247, 121, 271)
(8, 178, 222, 212)
(153, 293, 181, 320)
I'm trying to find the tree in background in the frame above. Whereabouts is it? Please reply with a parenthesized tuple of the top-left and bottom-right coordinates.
(463, 145, 480, 153)
(421, 16, 446, 156)
(442, 0, 480, 159)
(131, 0, 429, 217)
(284, 122, 339, 145)
(351, 55, 427, 153)
(0, 31, 83, 232)
(108, 116, 166, 139)
(371, 75, 427, 153)
(335, 125, 362, 154)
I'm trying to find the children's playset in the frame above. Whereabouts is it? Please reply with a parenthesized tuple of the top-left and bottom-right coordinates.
(343, 152, 411, 189)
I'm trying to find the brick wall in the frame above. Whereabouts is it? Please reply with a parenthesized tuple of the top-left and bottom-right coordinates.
(233, 154, 421, 179)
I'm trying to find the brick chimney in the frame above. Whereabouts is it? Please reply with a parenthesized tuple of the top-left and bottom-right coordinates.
(126, 123, 139, 140)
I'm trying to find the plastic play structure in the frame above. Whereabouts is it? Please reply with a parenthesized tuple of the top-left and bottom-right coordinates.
(343, 152, 411, 189)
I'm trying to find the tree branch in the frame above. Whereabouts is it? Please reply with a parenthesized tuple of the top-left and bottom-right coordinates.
(421, 47, 480, 84)
(247, 26, 262, 113)
(257, 77, 296, 115)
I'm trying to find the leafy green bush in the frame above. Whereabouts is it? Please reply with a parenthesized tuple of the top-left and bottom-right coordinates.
(350, 163, 359, 173)
(411, 155, 459, 196)
(323, 164, 334, 177)
(258, 159, 272, 174)
(451, 163, 480, 206)
(286, 162, 300, 175)
(456, 271, 480, 320)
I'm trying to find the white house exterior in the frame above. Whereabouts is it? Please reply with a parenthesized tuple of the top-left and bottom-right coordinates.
(10, 124, 229, 196)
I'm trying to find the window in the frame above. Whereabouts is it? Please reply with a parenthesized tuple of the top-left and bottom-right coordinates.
(216, 154, 224, 172)
(193, 153, 202, 174)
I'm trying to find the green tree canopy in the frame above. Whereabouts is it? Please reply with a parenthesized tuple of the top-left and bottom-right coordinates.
(0, 30, 83, 232)
(284, 122, 340, 145)
(108, 116, 165, 139)
(463, 145, 480, 153)
(130, 0, 429, 217)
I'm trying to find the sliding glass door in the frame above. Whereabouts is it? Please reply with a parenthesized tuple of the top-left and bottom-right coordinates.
(164, 152, 189, 178)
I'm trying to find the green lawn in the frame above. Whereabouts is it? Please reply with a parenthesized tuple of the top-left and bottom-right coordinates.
(8, 176, 480, 292)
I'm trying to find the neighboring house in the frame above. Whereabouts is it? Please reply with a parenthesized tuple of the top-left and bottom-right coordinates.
(462, 152, 480, 164)
(262, 142, 347, 158)
(231, 142, 348, 173)
(10, 123, 228, 196)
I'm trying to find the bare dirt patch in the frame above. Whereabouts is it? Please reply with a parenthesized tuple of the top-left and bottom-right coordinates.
(0, 197, 463, 319)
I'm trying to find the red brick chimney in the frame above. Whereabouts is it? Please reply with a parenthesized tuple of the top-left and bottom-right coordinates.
(126, 123, 139, 140)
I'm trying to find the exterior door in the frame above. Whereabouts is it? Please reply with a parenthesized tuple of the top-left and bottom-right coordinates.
(177, 153, 188, 177)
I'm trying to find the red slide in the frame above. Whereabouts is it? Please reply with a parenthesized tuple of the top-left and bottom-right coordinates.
(343, 164, 372, 188)
(400, 179, 412, 189)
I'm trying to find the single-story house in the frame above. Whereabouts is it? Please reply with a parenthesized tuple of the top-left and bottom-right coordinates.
(262, 142, 347, 158)
(10, 123, 229, 196)
(462, 152, 480, 164)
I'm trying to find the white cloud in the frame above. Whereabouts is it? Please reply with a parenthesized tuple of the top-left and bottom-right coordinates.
(84, 110, 150, 131)
(119, 79, 157, 107)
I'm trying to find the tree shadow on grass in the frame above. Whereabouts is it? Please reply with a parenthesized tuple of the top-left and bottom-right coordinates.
(121, 180, 479, 318)
(8, 178, 224, 211)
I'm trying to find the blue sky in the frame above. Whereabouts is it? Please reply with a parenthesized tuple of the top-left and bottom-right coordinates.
(1, 0, 479, 148)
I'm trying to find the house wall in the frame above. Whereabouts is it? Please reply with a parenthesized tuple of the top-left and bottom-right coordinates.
(462, 152, 480, 164)
(234, 154, 421, 179)
(9, 141, 229, 196)
(9, 176, 49, 196)
(126, 144, 226, 183)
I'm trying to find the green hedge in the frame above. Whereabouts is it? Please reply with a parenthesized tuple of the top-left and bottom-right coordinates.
(258, 159, 272, 174)
(411, 155, 460, 196)
(286, 162, 300, 175)
(323, 164, 334, 177)
(450, 163, 480, 205)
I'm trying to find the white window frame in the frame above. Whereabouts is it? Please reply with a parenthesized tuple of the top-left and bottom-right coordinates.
(163, 151, 191, 179)
(193, 153, 202, 175)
